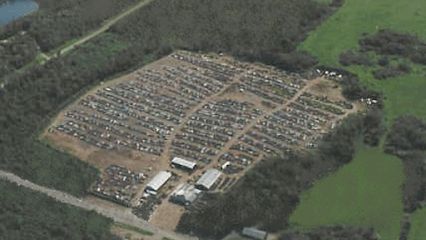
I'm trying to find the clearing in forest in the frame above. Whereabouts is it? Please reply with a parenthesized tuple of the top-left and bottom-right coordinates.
(43, 51, 358, 230)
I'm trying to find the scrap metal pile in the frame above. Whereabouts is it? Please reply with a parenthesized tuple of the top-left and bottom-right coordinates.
(91, 165, 146, 206)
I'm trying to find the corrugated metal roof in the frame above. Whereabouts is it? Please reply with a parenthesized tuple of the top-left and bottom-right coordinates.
(196, 169, 221, 190)
(242, 227, 267, 240)
(171, 157, 197, 170)
(146, 171, 172, 192)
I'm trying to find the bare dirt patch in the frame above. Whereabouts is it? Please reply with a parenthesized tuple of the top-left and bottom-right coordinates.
(150, 201, 185, 231)
(307, 78, 345, 102)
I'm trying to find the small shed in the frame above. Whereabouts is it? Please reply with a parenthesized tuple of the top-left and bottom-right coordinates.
(145, 171, 172, 193)
(171, 157, 197, 171)
(195, 169, 222, 191)
(242, 227, 268, 240)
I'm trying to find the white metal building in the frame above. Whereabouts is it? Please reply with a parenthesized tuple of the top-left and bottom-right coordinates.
(170, 183, 201, 206)
(195, 169, 222, 190)
(171, 157, 197, 171)
(145, 171, 172, 193)
(242, 227, 268, 240)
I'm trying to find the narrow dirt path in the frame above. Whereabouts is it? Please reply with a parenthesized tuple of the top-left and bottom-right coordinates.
(51, 0, 154, 58)
(209, 78, 323, 164)
(161, 71, 246, 162)
(0, 170, 196, 240)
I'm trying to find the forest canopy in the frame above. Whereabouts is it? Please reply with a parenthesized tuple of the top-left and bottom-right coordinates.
(386, 116, 426, 213)
(0, 181, 117, 240)
(109, 0, 334, 71)
(1, 0, 138, 52)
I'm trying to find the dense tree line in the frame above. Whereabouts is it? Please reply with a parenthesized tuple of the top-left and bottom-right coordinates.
(337, 72, 385, 147)
(176, 112, 384, 238)
(0, 0, 336, 81)
(338, 72, 367, 100)
(338, 29, 426, 80)
(339, 50, 372, 66)
(362, 107, 384, 146)
(0, 33, 38, 78)
(372, 63, 411, 80)
(238, 50, 319, 72)
(386, 116, 426, 213)
(0, 181, 118, 240)
(281, 225, 378, 240)
(359, 29, 426, 65)
(110, 0, 336, 71)
(386, 116, 426, 153)
(399, 214, 411, 240)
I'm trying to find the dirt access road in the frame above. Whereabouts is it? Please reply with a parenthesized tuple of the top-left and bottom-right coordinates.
(1, 0, 154, 87)
(46, 0, 154, 60)
(0, 170, 196, 240)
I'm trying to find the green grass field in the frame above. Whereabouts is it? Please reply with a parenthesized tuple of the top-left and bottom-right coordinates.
(290, 1, 426, 239)
(408, 208, 426, 240)
(350, 65, 426, 122)
(301, 0, 426, 66)
(300, 0, 426, 122)
(290, 146, 404, 240)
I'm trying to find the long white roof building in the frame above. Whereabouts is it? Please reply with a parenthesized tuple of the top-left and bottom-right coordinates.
(171, 157, 197, 170)
(242, 227, 268, 240)
(145, 171, 172, 192)
(195, 169, 222, 190)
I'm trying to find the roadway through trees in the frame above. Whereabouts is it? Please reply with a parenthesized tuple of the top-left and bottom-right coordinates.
(0, 170, 196, 240)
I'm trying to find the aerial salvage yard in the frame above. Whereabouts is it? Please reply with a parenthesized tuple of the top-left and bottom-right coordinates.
(43, 51, 360, 230)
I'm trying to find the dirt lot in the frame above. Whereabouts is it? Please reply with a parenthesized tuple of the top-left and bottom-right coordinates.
(307, 78, 345, 102)
(150, 201, 186, 231)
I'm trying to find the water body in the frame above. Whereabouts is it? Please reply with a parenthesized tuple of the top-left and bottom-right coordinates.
(0, 0, 38, 26)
